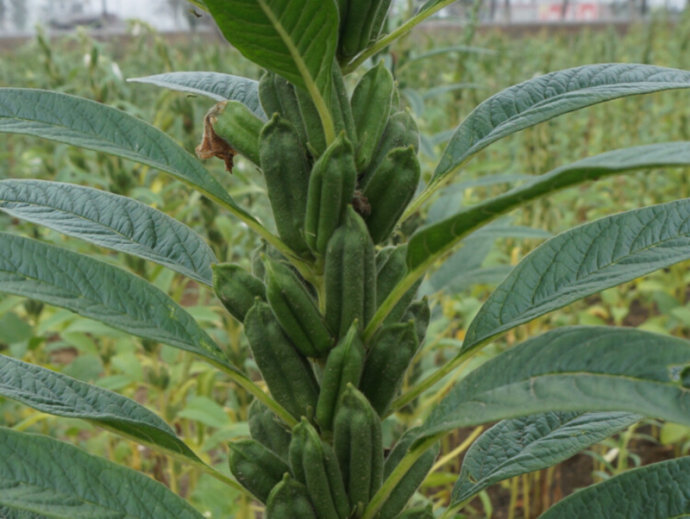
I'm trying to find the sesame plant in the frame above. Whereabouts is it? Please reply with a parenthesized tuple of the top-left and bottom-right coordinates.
(3, 1, 690, 518)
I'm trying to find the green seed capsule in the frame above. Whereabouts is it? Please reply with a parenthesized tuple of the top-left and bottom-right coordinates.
(363, 146, 421, 244)
(378, 429, 440, 519)
(259, 115, 311, 256)
(259, 72, 309, 148)
(212, 264, 265, 323)
(325, 206, 377, 337)
(304, 133, 357, 256)
(315, 321, 366, 431)
(290, 418, 351, 519)
(266, 474, 318, 519)
(359, 320, 419, 416)
(228, 438, 290, 503)
(333, 384, 384, 513)
(360, 110, 420, 189)
(264, 255, 333, 357)
(248, 399, 292, 461)
(244, 302, 319, 420)
(350, 61, 394, 171)
(208, 100, 263, 166)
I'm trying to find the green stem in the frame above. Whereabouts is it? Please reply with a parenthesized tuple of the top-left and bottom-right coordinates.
(363, 263, 426, 342)
(390, 343, 482, 411)
(361, 432, 446, 519)
(400, 161, 463, 225)
(213, 362, 298, 429)
(343, 0, 459, 75)
(211, 194, 315, 282)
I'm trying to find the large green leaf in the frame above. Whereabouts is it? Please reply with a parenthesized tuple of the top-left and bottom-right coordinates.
(0, 180, 216, 286)
(539, 457, 690, 518)
(418, 327, 690, 439)
(205, 0, 337, 103)
(433, 64, 690, 182)
(0, 88, 247, 215)
(0, 428, 204, 518)
(128, 71, 266, 118)
(0, 506, 46, 518)
(408, 142, 690, 271)
(0, 354, 200, 462)
(463, 196, 690, 352)
(451, 411, 639, 505)
(0, 232, 231, 370)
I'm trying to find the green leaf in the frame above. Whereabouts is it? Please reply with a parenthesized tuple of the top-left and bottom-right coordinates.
(408, 142, 690, 271)
(463, 196, 690, 352)
(451, 411, 640, 505)
(0, 179, 217, 286)
(205, 0, 337, 96)
(0, 354, 200, 462)
(0, 88, 248, 215)
(433, 64, 690, 182)
(128, 71, 266, 118)
(0, 506, 45, 518)
(0, 232, 232, 370)
(418, 327, 690, 439)
(539, 456, 690, 518)
(0, 427, 205, 518)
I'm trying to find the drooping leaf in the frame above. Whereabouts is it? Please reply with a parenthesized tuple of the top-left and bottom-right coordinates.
(0, 179, 216, 286)
(539, 457, 690, 518)
(0, 428, 204, 519)
(408, 142, 690, 271)
(0, 88, 248, 216)
(433, 64, 690, 182)
(451, 411, 640, 505)
(418, 327, 690, 439)
(463, 196, 690, 352)
(0, 232, 232, 370)
(0, 354, 200, 462)
(204, 0, 338, 102)
(128, 71, 266, 117)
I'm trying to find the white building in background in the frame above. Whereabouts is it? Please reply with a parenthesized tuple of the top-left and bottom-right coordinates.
(0, 0, 686, 35)
(0, 0, 196, 35)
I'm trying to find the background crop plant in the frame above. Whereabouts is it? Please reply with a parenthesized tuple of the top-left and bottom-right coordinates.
(2, 1, 690, 518)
